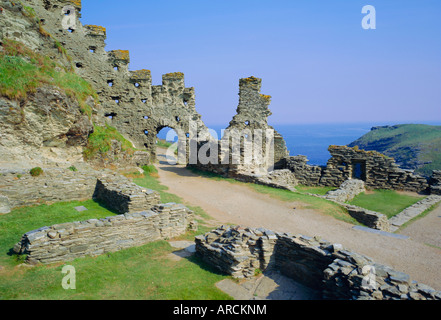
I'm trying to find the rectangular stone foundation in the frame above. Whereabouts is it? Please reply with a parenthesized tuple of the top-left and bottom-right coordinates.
(14, 203, 194, 265)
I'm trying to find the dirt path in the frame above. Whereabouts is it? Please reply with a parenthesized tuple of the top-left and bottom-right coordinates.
(156, 151, 441, 290)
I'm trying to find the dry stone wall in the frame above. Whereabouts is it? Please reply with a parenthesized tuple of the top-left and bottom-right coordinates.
(14, 203, 195, 265)
(94, 175, 160, 214)
(430, 171, 441, 195)
(0, 166, 160, 215)
(0, 166, 102, 212)
(195, 226, 441, 300)
(286, 146, 429, 193)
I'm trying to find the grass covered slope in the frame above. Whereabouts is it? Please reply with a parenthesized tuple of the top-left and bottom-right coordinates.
(348, 124, 441, 176)
(0, 39, 96, 117)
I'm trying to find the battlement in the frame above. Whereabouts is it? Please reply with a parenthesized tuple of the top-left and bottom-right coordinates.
(84, 25, 107, 37)
(130, 69, 152, 81)
(62, 0, 82, 9)
(239, 76, 262, 90)
(109, 50, 130, 63)
(163, 72, 185, 81)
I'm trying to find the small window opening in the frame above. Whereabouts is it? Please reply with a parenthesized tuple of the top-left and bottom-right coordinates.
(68, 28, 75, 33)
(108, 80, 114, 87)
(176, 116, 180, 122)
(144, 130, 149, 136)
(105, 112, 117, 120)
(75, 62, 83, 68)
(141, 99, 147, 104)
(144, 116, 149, 120)
(245, 121, 250, 126)
(114, 66, 119, 71)
(134, 83, 140, 88)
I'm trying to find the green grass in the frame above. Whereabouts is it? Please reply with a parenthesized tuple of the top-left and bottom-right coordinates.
(0, 200, 118, 268)
(0, 39, 97, 117)
(0, 194, 231, 300)
(83, 124, 136, 161)
(296, 185, 337, 196)
(0, 240, 230, 300)
(348, 189, 425, 219)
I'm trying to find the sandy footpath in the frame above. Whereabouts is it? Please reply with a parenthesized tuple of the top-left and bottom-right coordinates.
(156, 152, 441, 290)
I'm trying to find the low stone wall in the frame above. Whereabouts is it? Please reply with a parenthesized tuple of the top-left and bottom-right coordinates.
(0, 167, 102, 213)
(389, 195, 441, 232)
(94, 175, 160, 214)
(195, 226, 441, 300)
(233, 170, 298, 191)
(344, 205, 391, 232)
(285, 147, 430, 193)
(324, 179, 365, 203)
(14, 203, 195, 265)
(0, 166, 161, 215)
(285, 156, 323, 186)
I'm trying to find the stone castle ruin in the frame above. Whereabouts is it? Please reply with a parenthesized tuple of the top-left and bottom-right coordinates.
(1, 0, 441, 301)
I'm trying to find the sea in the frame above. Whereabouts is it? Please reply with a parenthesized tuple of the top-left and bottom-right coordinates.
(157, 122, 441, 166)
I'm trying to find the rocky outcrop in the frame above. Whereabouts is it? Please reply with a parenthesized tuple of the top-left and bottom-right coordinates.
(0, 86, 94, 167)
(14, 203, 196, 265)
(196, 226, 441, 300)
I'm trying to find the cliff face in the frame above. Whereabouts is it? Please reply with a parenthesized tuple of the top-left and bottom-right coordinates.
(348, 124, 441, 177)
(0, 86, 93, 167)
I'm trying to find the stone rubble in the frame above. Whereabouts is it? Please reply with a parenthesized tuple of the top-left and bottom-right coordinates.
(195, 226, 441, 300)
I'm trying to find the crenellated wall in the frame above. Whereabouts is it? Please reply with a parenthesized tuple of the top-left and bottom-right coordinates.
(15, 0, 210, 162)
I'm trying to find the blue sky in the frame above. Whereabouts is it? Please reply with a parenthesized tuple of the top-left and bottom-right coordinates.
(80, 0, 441, 126)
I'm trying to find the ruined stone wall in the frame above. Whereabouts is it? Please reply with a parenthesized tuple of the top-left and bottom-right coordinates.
(195, 226, 441, 300)
(94, 175, 160, 214)
(0, 166, 160, 215)
(286, 146, 429, 193)
(15, 0, 209, 162)
(430, 171, 441, 195)
(284, 156, 323, 186)
(14, 203, 195, 265)
(0, 166, 102, 213)
(190, 77, 290, 181)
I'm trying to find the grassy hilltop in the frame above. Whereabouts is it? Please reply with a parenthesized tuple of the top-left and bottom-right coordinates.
(348, 124, 441, 176)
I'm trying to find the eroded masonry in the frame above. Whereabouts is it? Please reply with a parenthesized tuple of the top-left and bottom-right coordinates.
(1, 0, 441, 301)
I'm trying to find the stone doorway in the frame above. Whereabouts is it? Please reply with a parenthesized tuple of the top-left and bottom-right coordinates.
(352, 160, 367, 181)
